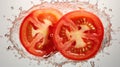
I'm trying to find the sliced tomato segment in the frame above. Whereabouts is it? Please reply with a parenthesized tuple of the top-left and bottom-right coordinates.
(20, 8, 62, 57)
(53, 10, 104, 60)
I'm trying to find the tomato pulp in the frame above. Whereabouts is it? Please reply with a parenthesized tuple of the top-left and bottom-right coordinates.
(20, 8, 62, 57)
(53, 10, 104, 60)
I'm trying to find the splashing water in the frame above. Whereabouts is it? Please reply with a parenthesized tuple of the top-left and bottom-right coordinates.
(5, 0, 112, 67)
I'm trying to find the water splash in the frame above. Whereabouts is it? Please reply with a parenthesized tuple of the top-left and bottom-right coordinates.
(10, 6, 14, 10)
(6, 0, 112, 67)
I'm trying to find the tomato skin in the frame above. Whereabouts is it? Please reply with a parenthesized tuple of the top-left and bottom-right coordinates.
(20, 8, 62, 57)
(53, 10, 104, 60)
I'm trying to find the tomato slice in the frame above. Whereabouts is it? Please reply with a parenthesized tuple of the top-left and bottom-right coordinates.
(20, 8, 62, 57)
(53, 10, 104, 60)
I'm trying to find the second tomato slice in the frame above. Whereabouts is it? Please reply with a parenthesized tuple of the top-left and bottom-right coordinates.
(53, 10, 104, 60)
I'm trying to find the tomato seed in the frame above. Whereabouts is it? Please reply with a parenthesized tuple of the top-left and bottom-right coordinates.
(87, 42, 91, 45)
(35, 43, 43, 50)
(80, 18, 84, 22)
(83, 18, 86, 22)
(85, 47, 88, 51)
(79, 48, 82, 53)
(82, 48, 85, 52)
(87, 44, 92, 49)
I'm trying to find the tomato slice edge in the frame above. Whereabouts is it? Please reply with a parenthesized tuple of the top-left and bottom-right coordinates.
(20, 8, 63, 57)
(53, 10, 104, 60)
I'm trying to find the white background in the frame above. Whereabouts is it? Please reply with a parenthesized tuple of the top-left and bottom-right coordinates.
(0, 0, 120, 67)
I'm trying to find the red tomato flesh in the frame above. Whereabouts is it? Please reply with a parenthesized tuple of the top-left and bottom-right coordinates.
(53, 10, 104, 60)
(20, 8, 62, 57)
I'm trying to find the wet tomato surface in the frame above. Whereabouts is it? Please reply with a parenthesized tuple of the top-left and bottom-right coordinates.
(20, 8, 62, 57)
(53, 10, 104, 60)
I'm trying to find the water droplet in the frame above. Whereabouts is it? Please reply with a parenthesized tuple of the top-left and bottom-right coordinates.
(10, 6, 14, 10)
(109, 9, 112, 12)
(7, 18, 13, 22)
(90, 61, 95, 67)
(4, 33, 10, 38)
(7, 45, 13, 50)
(3, 15, 6, 18)
(19, 7, 23, 12)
